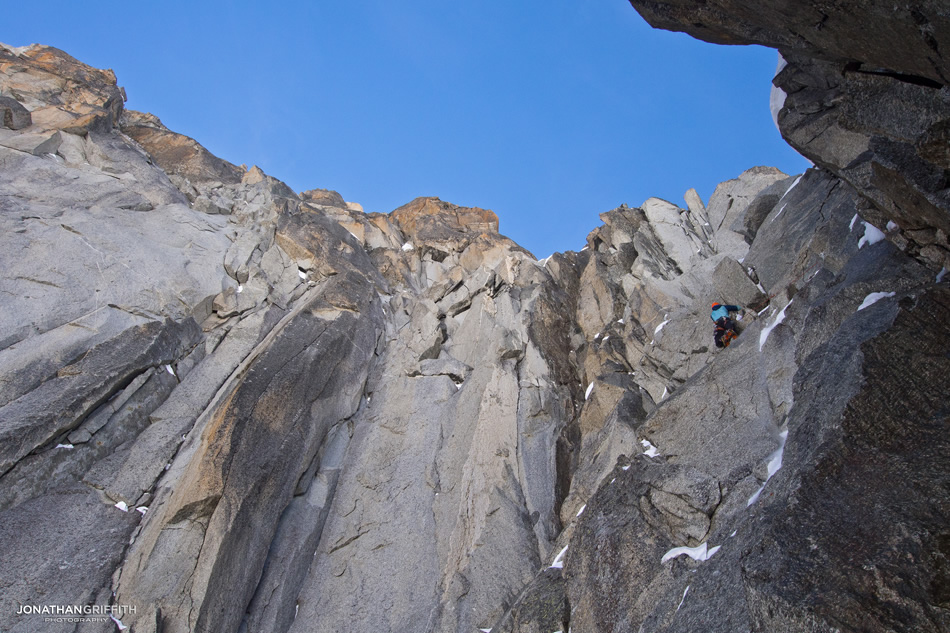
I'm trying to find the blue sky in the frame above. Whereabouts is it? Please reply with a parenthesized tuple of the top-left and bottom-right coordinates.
(6, 1, 809, 258)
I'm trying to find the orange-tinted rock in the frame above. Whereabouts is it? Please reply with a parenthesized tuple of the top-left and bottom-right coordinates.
(390, 196, 499, 246)
(121, 110, 244, 184)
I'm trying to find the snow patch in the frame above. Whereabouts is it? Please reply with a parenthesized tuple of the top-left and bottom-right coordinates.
(576, 504, 586, 517)
(56, 443, 74, 449)
(136, 506, 148, 515)
(937, 268, 947, 283)
(654, 319, 670, 335)
(236, 284, 243, 294)
(748, 429, 789, 506)
(858, 222, 886, 248)
(298, 269, 307, 280)
(858, 292, 895, 311)
(766, 430, 789, 479)
(759, 301, 792, 351)
(165, 364, 176, 377)
(661, 542, 720, 563)
(114, 501, 129, 512)
(549, 545, 569, 569)
(641, 439, 660, 458)
(401, 242, 414, 251)
(585, 382, 594, 400)
(886, 220, 899, 231)
(111, 615, 128, 631)
(849, 214, 859, 231)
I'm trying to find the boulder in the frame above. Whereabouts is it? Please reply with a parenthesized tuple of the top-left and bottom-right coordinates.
(0, 95, 31, 129)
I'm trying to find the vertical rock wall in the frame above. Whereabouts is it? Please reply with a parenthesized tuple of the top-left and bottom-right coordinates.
(1, 26, 948, 633)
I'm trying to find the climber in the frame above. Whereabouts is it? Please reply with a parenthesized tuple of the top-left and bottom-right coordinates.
(710, 302, 742, 348)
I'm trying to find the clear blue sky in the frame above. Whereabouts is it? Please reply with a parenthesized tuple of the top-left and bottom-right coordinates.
(6, 0, 809, 258)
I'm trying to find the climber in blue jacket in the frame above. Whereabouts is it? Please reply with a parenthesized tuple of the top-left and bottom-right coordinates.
(710, 302, 742, 348)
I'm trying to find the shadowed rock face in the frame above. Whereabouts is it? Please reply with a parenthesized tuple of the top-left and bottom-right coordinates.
(0, 26, 947, 633)
(628, 0, 950, 272)
(626, 0, 950, 85)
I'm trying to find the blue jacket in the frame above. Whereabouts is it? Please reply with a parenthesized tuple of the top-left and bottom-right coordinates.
(710, 304, 741, 321)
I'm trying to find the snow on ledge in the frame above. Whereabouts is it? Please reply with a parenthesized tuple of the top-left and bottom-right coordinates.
(549, 544, 569, 569)
(858, 292, 895, 311)
(641, 439, 660, 458)
(585, 382, 594, 400)
(401, 242, 414, 252)
(661, 542, 721, 563)
(858, 222, 886, 248)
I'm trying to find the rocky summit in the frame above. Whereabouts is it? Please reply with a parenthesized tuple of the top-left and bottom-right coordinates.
(0, 3, 947, 632)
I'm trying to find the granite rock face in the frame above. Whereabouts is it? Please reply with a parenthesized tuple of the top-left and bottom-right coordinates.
(0, 28, 948, 633)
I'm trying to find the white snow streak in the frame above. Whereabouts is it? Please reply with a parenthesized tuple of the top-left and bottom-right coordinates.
(654, 319, 670, 335)
(401, 242, 414, 251)
(136, 506, 148, 515)
(857, 292, 895, 311)
(550, 545, 569, 569)
(771, 203, 787, 223)
(937, 268, 948, 283)
(576, 504, 586, 517)
(114, 501, 129, 512)
(165, 364, 176, 377)
(111, 615, 128, 631)
(676, 586, 690, 612)
(585, 382, 594, 400)
(849, 214, 859, 231)
(759, 301, 792, 351)
(56, 443, 74, 449)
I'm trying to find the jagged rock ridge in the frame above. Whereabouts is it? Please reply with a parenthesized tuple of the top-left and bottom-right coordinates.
(0, 18, 947, 633)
